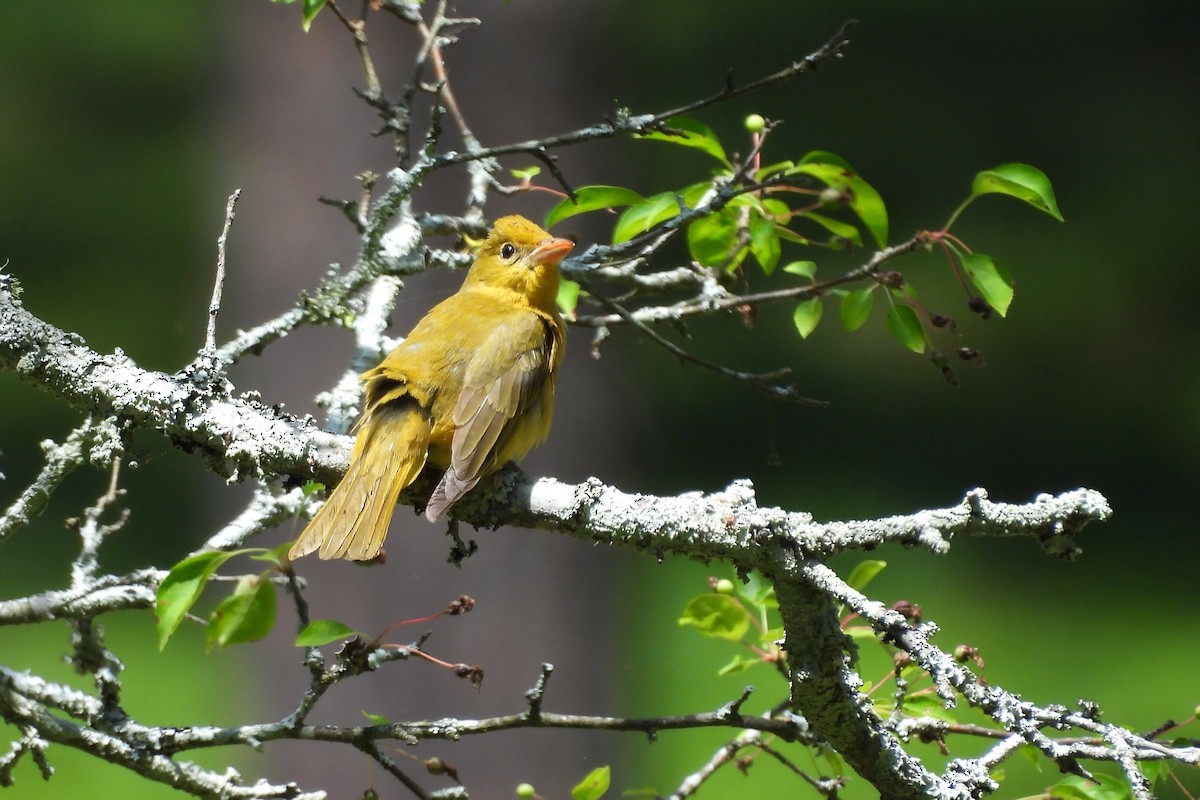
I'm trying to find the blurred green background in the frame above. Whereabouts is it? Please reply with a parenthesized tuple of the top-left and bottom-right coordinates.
(1, 2, 1196, 798)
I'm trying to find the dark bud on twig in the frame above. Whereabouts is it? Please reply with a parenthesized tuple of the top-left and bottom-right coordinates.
(448, 595, 475, 615)
(892, 600, 921, 623)
(967, 296, 992, 318)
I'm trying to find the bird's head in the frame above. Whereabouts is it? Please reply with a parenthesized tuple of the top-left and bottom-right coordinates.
(466, 215, 574, 312)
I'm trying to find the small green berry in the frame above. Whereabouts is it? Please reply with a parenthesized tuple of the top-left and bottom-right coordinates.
(744, 113, 766, 133)
(516, 783, 536, 798)
(715, 578, 736, 595)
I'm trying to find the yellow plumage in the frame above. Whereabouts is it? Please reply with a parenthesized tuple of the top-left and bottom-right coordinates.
(289, 215, 572, 562)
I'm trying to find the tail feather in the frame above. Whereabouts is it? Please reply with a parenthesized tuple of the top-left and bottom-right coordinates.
(289, 407, 430, 562)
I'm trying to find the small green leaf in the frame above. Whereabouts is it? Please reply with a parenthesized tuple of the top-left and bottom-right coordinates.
(687, 210, 742, 269)
(678, 595, 750, 640)
(846, 175, 889, 247)
(250, 544, 292, 567)
(717, 654, 761, 676)
(801, 212, 862, 247)
(571, 765, 611, 800)
(749, 215, 781, 274)
(846, 560, 887, 592)
(362, 711, 392, 726)
(898, 693, 956, 722)
(840, 287, 875, 331)
(844, 625, 880, 645)
(612, 192, 679, 243)
(755, 160, 795, 182)
(961, 252, 1014, 316)
(301, 0, 327, 31)
(545, 185, 645, 229)
(296, 619, 360, 647)
(781, 260, 817, 278)
(792, 298, 823, 339)
(799, 150, 855, 172)
(510, 165, 542, 181)
(971, 163, 1063, 221)
(637, 116, 729, 166)
(301, 480, 326, 497)
(206, 575, 277, 650)
(156, 550, 237, 650)
(887, 304, 926, 353)
(556, 279, 581, 318)
(739, 570, 775, 606)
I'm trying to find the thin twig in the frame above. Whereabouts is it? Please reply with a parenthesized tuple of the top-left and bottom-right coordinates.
(204, 189, 241, 357)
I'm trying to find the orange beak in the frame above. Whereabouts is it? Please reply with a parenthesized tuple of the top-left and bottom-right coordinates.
(530, 237, 574, 266)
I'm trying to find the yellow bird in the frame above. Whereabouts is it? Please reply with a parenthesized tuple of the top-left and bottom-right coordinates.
(289, 215, 573, 562)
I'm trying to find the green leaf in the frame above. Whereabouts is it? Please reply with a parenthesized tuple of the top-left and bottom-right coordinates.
(899, 693, 957, 722)
(612, 192, 679, 244)
(971, 163, 1063, 221)
(556, 279, 581, 318)
(961, 252, 1015, 316)
(717, 654, 761, 676)
(156, 550, 237, 650)
(678, 594, 750, 640)
(801, 212, 862, 247)
(739, 570, 776, 606)
(792, 298, 823, 339)
(545, 185, 645, 229)
(510, 165, 541, 181)
(799, 149, 855, 172)
(887, 304, 926, 353)
(1051, 774, 1133, 800)
(844, 625, 880, 645)
(250, 543, 292, 567)
(755, 160, 795, 182)
(206, 575, 277, 650)
(846, 560, 887, 592)
(637, 116, 729, 166)
(362, 711, 392, 726)
(301, 479, 326, 497)
(571, 765, 611, 800)
(301, 0, 327, 31)
(749, 214, 781, 274)
(846, 174, 889, 247)
(295, 619, 360, 647)
(781, 260, 817, 278)
(687, 210, 742, 269)
(840, 287, 875, 331)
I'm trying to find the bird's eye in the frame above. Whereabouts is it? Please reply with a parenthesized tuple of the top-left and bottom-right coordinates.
(500, 242, 516, 260)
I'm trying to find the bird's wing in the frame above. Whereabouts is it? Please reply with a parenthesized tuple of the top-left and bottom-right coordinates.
(424, 314, 554, 520)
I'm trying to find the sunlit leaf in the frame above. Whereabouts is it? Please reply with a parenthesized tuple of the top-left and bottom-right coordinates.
(206, 575, 276, 650)
(362, 711, 391, 726)
(717, 654, 761, 676)
(156, 550, 237, 650)
(295, 619, 360, 647)
(545, 185, 645, 228)
(739, 570, 776, 606)
(687, 210, 741, 268)
(612, 192, 679, 244)
(301, 0, 327, 31)
(971, 163, 1063, 221)
(556, 279, 581, 318)
(781, 260, 817, 278)
(840, 287, 875, 331)
(678, 594, 750, 640)
(637, 116, 729, 166)
(571, 765, 611, 800)
(792, 298, 823, 339)
(801, 212, 862, 247)
(749, 214, 781, 274)
(509, 165, 541, 181)
(846, 560, 887, 592)
(887, 304, 925, 353)
(846, 174, 889, 247)
(961, 252, 1014, 316)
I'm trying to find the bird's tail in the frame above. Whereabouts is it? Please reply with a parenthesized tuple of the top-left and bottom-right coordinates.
(288, 404, 430, 562)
